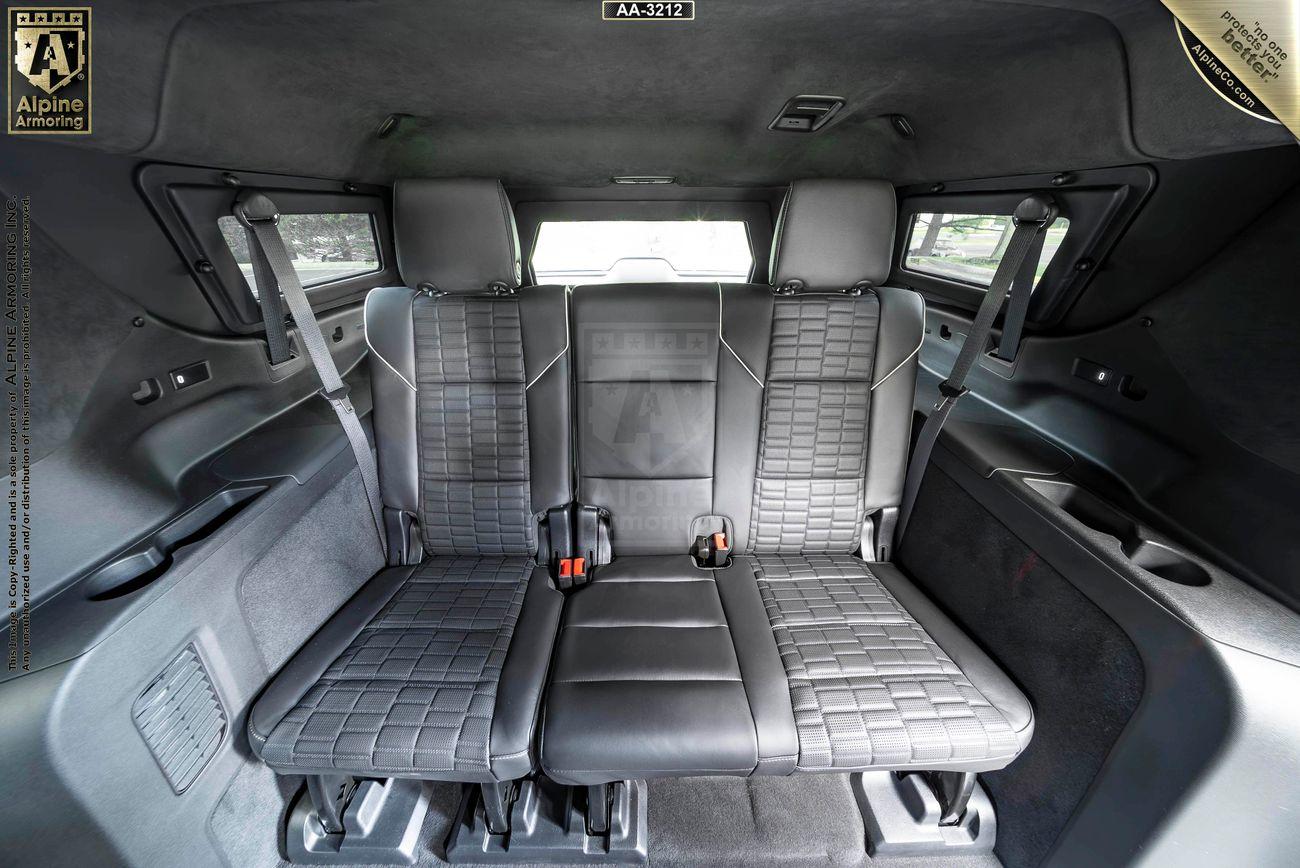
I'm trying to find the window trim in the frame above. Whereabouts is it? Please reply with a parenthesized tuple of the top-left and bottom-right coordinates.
(892, 165, 1156, 326)
(137, 163, 398, 335)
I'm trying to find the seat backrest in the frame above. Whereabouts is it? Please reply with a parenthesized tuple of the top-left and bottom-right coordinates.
(569, 179, 923, 557)
(365, 179, 571, 557)
(750, 179, 924, 554)
(569, 281, 773, 554)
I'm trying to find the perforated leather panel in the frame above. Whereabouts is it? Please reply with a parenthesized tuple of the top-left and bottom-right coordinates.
(258, 557, 532, 776)
(750, 554, 1019, 771)
(412, 294, 535, 555)
(749, 295, 879, 553)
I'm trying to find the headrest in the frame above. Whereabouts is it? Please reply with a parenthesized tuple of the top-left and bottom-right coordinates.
(769, 179, 897, 291)
(393, 178, 521, 292)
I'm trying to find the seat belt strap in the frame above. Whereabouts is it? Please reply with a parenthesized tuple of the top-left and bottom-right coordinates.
(893, 194, 1058, 548)
(993, 229, 1046, 362)
(244, 227, 294, 365)
(234, 191, 388, 559)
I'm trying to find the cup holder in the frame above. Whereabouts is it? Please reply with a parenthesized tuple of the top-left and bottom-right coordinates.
(1121, 539, 1211, 587)
(1023, 478, 1211, 588)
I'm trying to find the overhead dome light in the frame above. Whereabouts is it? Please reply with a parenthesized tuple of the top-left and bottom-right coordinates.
(611, 176, 676, 184)
(769, 95, 845, 132)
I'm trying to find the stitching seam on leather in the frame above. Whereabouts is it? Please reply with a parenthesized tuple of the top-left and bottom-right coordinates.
(526, 286, 570, 390)
(871, 311, 924, 391)
(363, 289, 418, 392)
(717, 283, 764, 388)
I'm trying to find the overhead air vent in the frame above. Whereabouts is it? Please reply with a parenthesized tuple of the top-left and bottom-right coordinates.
(768, 95, 845, 132)
(133, 644, 227, 794)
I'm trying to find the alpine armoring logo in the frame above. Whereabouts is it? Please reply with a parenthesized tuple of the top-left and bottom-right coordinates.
(8, 7, 91, 134)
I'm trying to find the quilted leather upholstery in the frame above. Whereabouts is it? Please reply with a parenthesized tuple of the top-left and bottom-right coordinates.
(749, 554, 1020, 771)
(259, 557, 535, 777)
(749, 295, 879, 553)
(413, 294, 535, 555)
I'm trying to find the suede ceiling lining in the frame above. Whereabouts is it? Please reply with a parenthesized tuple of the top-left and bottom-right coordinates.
(48, 0, 1298, 185)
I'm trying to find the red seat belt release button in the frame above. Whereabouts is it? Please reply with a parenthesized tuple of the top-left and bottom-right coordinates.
(558, 558, 573, 578)
(712, 532, 729, 552)
(573, 557, 586, 577)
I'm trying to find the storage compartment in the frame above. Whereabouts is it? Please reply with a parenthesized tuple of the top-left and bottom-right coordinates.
(1022, 478, 1210, 588)
(1121, 539, 1211, 587)
(84, 485, 267, 600)
(1022, 478, 1136, 539)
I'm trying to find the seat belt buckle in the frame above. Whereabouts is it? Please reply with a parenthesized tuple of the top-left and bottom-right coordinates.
(556, 557, 587, 582)
(693, 531, 731, 569)
(690, 515, 735, 569)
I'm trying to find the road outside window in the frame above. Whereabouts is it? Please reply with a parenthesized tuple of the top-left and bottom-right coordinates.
(905, 212, 1069, 289)
(218, 213, 380, 299)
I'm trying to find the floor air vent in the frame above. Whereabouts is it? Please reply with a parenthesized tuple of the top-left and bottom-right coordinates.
(133, 644, 227, 793)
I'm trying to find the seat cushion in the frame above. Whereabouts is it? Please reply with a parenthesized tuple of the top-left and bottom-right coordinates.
(540, 556, 797, 785)
(746, 554, 1031, 773)
(248, 556, 561, 782)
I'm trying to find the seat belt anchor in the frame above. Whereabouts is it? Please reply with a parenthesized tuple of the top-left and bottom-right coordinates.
(1011, 194, 1059, 231)
(232, 191, 283, 229)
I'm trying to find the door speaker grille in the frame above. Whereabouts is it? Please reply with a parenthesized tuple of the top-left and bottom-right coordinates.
(132, 644, 227, 793)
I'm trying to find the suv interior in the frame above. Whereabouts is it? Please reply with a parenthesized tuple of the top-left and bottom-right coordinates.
(4, 3, 1299, 867)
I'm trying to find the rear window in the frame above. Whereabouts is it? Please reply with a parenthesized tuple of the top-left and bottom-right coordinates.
(217, 213, 380, 299)
(531, 220, 753, 285)
(903, 212, 1069, 289)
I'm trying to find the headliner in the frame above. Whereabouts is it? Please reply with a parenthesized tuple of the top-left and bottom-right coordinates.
(29, 0, 1298, 186)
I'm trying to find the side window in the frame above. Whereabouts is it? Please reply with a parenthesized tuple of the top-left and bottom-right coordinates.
(904, 212, 1069, 290)
(216, 213, 380, 299)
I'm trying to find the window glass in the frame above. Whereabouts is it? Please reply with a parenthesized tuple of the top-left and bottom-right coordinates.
(531, 220, 753, 285)
(904, 212, 1069, 289)
(217, 213, 380, 299)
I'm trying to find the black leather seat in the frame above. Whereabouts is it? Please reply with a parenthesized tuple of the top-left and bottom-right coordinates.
(248, 179, 570, 789)
(542, 556, 798, 785)
(539, 180, 1033, 783)
(250, 177, 1032, 811)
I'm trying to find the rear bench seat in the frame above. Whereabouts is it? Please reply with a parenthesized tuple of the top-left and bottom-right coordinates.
(249, 177, 1032, 850)
(540, 180, 1032, 786)
(248, 179, 570, 833)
